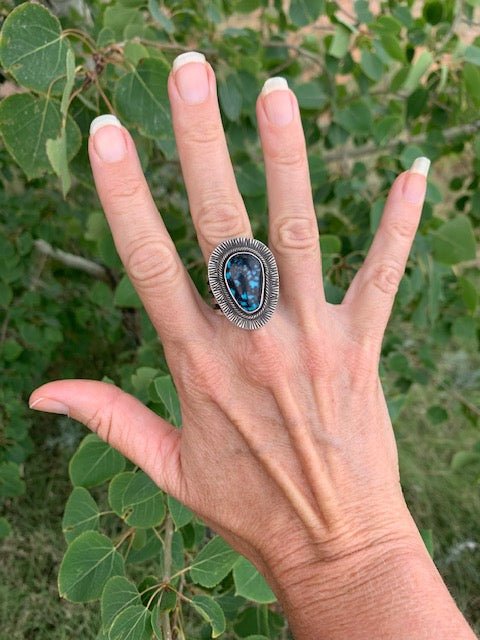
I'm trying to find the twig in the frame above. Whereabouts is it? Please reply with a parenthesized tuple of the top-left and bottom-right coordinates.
(161, 515, 174, 640)
(34, 239, 108, 280)
(264, 42, 324, 67)
(446, 386, 480, 418)
(322, 119, 480, 163)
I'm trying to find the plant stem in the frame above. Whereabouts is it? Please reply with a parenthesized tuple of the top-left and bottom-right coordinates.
(161, 515, 174, 640)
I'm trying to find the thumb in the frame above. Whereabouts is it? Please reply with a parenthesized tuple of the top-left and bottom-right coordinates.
(29, 380, 182, 497)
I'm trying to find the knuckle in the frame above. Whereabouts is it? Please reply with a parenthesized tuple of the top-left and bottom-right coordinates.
(174, 340, 225, 402)
(268, 141, 306, 168)
(369, 260, 404, 296)
(126, 237, 180, 289)
(103, 175, 147, 208)
(273, 215, 319, 252)
(384, 216, 417, 241)
(197, 197, 247, 245)
(86, 405, 114, 446)
(180, 120, 223, 150)
(240, 331, 288, 384)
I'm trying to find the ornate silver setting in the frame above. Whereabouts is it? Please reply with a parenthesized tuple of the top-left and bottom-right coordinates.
(207, 236, 279, 330)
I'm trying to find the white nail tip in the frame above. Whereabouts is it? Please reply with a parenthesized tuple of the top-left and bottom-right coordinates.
(172, 51, 206, 72)
(410, 156, 431, 177)
(90, 114, 122, 136)
(261, 77, 289, 96)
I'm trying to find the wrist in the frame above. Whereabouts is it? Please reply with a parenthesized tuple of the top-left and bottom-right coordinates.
(260, 507, 475, 639)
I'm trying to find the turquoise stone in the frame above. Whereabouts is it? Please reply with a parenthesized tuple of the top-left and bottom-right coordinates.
(224, 252, 264, 313)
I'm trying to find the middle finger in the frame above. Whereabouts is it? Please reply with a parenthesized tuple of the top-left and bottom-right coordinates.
(168, 52, 253, 263)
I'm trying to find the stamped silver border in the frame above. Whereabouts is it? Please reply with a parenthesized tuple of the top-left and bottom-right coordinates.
(207, 237, 279, 330)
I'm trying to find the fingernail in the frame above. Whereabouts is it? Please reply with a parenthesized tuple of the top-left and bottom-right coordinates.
(90, 114, 127, 163)
(403, 156, 431, 204)
(261, 77, 294, 126)
(29, 397, 69, 416)
(172, 51, 209, 105)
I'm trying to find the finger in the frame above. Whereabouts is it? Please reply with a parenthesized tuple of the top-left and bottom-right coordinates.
(256, 77, 325, 319)
(29, 380, 182, 497)
(342, 157, 430, 341)
(168, 52, 252, 263)
(88, 116, 211, 343)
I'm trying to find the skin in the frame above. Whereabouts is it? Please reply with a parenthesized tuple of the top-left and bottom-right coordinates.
(29, 59, 476, 639)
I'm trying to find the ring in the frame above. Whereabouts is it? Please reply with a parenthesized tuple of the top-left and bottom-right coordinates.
(207, 237, 279, 330)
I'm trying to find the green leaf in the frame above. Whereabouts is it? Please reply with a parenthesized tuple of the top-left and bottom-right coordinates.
(190, 536, 239, 587)
(151, 375, 181, 426)
(329, 24, 351, 59)
(426, 405, 448, 424)
(360, 49, 384, 82)
(125, 471, 165, 528)
(458, 276, 478, 313)
(294, 82, 328, 110)
(103, 5, 143, 39)
(62, 487, 100, 543)
(402, 51, 433, 94)
(101, 576, 142, 631)
(0, 2, 70, 94)
(464, 44, 480, 66)
(219, 74, 243, 121)
(58, 531, 124, 602)
(148, 0, 175, 33)
(61, 48, 76, 117)
(167, 495, 194, 529)
(151, 601, 164, 639)
(355, 0, 373, 23)
(380, 34, 405, 62)
(114, 275, 142, 309)
(320, 235, 341, 254)
(69, 434, 126, 488)
(0, 94, 81, 180)
(289, 0, 324, 27)
(370, 198, 386, 233)
(451, 451, 480, 472)
(191, 595, 226, 638)
(0, 517, 12, 539)
(46, 129, 71, 197)
(233, 557, 276, 603)
(0, 281, 13, 308)
(109, 605, 151, 640)
(432, 216, 476, 265)
(236, 162, 265, 197)
(419, 529, 434, 557)
(335, 100, 372, 134)
(0, 461, 25, 498)
(108, 471, 165, 528)
(114, 58, 173, 140)
(423, 1, 443, 25)
(463, 63, 480, 105)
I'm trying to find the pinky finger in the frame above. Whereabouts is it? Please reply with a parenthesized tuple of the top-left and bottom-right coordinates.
(342, 157, 430, 343)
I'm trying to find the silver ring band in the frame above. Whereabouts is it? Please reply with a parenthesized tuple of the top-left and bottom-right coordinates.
(207, 237, 279, 330)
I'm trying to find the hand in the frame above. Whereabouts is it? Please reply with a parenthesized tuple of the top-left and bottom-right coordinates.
(29, 53, 475, 639)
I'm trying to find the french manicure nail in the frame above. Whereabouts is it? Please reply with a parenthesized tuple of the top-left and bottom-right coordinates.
(173, 51, 209, 105)
(403, 156, 431, 204)
(29, 397, 69, 416)
(90, 114, 127, 163)
(261, 77, 294, 126)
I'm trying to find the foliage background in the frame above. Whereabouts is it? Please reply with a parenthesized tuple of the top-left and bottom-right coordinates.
(0, 0, 479, 638)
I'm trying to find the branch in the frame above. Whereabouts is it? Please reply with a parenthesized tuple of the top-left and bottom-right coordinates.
(34, 239, 108, 280)
(161, 515, 174, 640)
(322, 119, 480, 163)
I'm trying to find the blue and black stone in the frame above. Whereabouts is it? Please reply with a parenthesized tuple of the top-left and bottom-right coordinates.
(223, 252, 264, 313)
